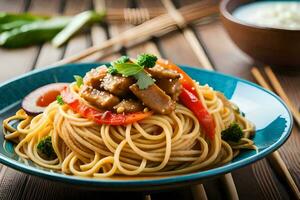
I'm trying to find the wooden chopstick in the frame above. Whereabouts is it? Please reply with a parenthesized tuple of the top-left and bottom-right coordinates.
(161, 0, 214, 70)
(161, 1, 238, 199)
(251, 67, 300, 199)
(49, 2, 218, 67)
(264, 66, 300, 127)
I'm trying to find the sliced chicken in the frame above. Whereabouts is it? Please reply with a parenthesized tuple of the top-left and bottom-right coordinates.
(101, 74, 135, 96)
(83, 66, 107, 89)
(113, 99, 144, 113)
(80, 86, 119, 110)
(156, 78, 182, 100)
(146, 65, 180, 79)
(130, 84, 175, 114)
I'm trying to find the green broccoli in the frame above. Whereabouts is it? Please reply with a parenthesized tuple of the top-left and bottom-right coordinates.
(136, 53, 157, 68)
(221, 123, 243, 142)
(37, 136, 57, 159)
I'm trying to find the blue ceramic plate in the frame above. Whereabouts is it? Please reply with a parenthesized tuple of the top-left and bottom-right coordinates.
(0, 63, 292, 190)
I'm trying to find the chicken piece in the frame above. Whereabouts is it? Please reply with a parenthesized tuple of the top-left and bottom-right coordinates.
(80, 86, 119, 110)
(156, 78, 182, 100)
(113, 99, 144, 113)
(130, 84, 175, 114)
(101, 74, 135, 96)
(83, 66, 107, 89)
(146, 65, 180, 79)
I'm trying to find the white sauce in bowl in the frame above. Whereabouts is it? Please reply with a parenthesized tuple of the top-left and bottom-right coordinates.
(232, 1, 300, 30)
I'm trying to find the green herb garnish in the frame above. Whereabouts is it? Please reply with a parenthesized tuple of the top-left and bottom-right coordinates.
(56, 95, 64, 105)
(136, 53, 157, 68)
(109, 54, 157, 89)
(113, 62, 143, 76)
(221, 123, 243, 142)
(74, 75, 83, 87)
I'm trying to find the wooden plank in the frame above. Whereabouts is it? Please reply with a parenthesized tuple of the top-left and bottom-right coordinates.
(0, 0, 41, 198)
(34, 0, 65, 68)
(0, 0, 39, 82)
(196, 21, 254, 78)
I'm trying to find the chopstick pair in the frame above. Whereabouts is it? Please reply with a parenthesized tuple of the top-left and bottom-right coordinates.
(252, 66, 300, 127)
(251, 66, 300, 199)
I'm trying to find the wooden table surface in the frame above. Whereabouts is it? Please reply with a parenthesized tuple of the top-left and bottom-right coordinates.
(0, 0, 299, 199)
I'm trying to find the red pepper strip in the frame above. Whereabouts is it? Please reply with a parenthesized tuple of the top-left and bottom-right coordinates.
(180, 88, 215, 140)
(156, 59, 215, 140)
(61, 88, 152, 125)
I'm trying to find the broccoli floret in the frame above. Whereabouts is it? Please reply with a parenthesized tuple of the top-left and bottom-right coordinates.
(37, 136, 57, 159)
(114, 55, 130, 64)
(221, 123, 243, 142)
(136, 53, 157, 68)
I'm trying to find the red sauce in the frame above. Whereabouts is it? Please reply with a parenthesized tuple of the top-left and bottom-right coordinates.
(36, 90, 61, 107)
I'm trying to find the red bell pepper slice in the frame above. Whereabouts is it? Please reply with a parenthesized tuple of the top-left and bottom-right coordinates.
(179, 88, 215, 140)
(156, 59, 215, 140)
(61, 88, 152, 126)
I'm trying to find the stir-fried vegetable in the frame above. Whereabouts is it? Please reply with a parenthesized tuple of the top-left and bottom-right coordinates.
(157, 59, 216, 140)
(61, 87, 153, 125)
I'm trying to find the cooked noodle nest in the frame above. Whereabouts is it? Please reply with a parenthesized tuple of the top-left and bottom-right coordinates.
(3, 83, 256, 177)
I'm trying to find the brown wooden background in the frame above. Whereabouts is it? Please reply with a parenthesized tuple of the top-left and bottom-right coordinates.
(0, 0, 299, 199)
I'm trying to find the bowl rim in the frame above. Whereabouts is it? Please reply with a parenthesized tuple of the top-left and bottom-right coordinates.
(220, 0, 300, 33)
(0, 62, 293, 189)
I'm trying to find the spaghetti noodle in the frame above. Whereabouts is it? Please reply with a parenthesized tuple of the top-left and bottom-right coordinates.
(3, 83, 255, 177)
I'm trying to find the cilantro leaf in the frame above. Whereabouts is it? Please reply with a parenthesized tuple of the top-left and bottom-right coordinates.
(74, 75, 83, 87)
(56, 95, 64, 105)
(113, 63, 143, 77)
(134, 71, 155, 89)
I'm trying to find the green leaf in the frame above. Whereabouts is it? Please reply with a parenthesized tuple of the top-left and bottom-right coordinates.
(56, 95, 64, 105)
(134, 71, 155, 89)
(74, 75, 83, 87)
(113, 62, 143, 77)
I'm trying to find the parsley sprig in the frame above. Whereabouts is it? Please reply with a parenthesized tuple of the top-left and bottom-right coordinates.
(108, 54, 157, 89)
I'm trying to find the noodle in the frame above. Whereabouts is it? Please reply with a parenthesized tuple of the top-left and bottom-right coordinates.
(3, 83, 256, 177)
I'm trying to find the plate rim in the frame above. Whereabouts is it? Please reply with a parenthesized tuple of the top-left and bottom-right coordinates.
(0, 62, 293, 188)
